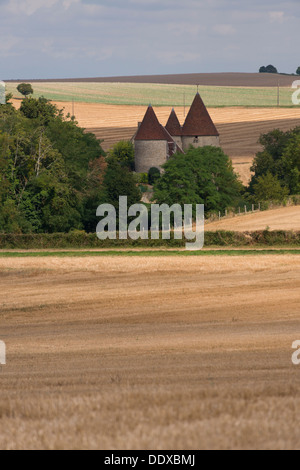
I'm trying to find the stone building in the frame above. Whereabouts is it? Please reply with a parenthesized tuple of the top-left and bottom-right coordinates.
(133, 93, 220, 174)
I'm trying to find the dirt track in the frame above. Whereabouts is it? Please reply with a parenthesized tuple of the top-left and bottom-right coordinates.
(1, 255, 300, 450)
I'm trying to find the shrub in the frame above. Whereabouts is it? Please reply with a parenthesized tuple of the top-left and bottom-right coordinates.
(139, 185, 148, 194)
(140, 173, 148, 184)
(252, 173, 289, 203)
(133, 173, 148, 184)
(148, 167, 161, 185)
(0, 230, 299, 249)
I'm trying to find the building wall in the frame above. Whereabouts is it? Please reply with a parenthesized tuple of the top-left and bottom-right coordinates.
(181, 136, 220, 152)
(135, 140, 168, 173)
(171, 136, 183, 148)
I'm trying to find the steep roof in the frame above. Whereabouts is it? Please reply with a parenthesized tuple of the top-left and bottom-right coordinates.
(135, 105, 168, 141)
(160, 124, 175, 143)
(161, 125, 184, 155)
(182, 93, 219, 137)
(165, 108, 182, 136)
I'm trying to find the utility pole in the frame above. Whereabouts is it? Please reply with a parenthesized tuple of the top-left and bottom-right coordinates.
(277, 79, 280, 107)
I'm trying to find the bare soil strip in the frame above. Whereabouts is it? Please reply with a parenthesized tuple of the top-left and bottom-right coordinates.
(7, 72, 296, 87)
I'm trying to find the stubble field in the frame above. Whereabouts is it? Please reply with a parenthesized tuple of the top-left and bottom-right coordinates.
(1, 254, 300, 450)
(206, 205, 300, 231)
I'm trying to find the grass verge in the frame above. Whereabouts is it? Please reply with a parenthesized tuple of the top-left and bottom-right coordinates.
(0, 249, 300, 257)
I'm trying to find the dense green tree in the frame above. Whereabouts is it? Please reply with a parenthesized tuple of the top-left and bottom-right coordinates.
(252, 173, 289, 202)
(259, 65, 278, 74)
(103, 159, 141, 208)
(20, 97, 60, 123)
(82, 156, 107, 232)
(249, 127, 300, 196)
(0, 97, 106, 233)
(259, 129, 292, 161)
(21, 97, 105, 187)
(296, 67, 300, 75)
(153, 146, 242, 213)
(107, 140, 135, 170)
(265, 65, 278, 74)
(46, 117, 105, 189)
(17, 83, 33, 98)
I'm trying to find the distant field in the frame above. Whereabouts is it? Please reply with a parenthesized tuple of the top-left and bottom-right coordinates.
(7, 81, 299, 107)
(6, 72, 297, 87)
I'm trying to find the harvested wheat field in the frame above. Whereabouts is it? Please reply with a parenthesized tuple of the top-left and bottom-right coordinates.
(0, 254, 300, 450)
(207, 205, 300, 232)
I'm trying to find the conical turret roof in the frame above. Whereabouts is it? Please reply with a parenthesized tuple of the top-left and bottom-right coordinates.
(182, 93, 219, 137)
(135, 106, 168, 141)
(165, 108, 182, 137)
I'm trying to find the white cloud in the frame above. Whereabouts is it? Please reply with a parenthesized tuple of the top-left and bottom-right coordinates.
(7, 0, 79, 16)
(62, 0, 80, 10)
(269, 11, 285, 23)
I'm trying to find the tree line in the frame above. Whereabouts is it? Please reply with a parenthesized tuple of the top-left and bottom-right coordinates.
(0, 96, 140, 233)
(259, 65, 300, 75)
(0, 93, 299, 234)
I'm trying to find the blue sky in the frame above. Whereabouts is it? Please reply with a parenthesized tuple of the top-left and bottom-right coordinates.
(0, 0, 299, 79)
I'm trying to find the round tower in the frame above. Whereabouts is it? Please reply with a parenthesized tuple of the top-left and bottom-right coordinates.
(181, 93, 220, 151)
(134, 105, 169, 173)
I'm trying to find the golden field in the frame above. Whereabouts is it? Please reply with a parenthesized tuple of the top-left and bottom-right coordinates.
(0, 254, 300, 450)
(207, 205, 300, 231)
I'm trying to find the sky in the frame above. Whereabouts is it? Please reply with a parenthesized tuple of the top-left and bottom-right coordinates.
(0, 0, 299, 79)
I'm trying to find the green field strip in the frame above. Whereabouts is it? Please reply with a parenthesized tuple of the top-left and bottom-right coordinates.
(1, 249, 300, 257)
(7, 82, 299, 108)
